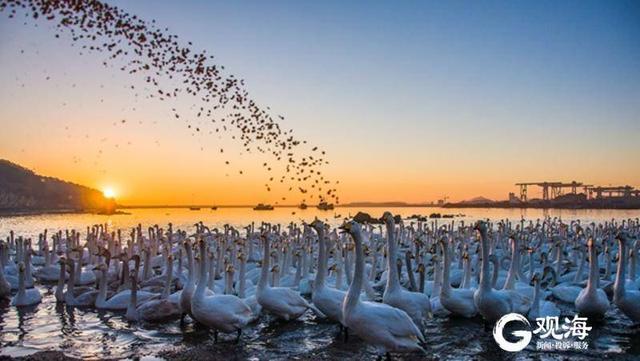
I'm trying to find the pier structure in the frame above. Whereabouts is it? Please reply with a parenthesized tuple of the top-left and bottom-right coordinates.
(515, 181, 592, 202)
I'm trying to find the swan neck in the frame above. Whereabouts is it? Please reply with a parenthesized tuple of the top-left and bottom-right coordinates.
(385, 222, 400, 293)
(162, 259, 173, 299)
(587, 244, 599, 289)
(441, 242, 451, 294)
(67, 261, 76, 290)
(195, 243, 208, 295)
(479, 231, 492, 290)
(314, 228, 327, 289)
(258, 238, 270, 290)
(345, 230, 364, 314)
(614, 239, 627, 300)
(238, 256, 246, 298)
(532, 279, 541, 312)
(18, 269, 26, 297)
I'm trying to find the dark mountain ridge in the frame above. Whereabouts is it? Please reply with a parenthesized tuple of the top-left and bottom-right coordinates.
(0, 159, 114, 214)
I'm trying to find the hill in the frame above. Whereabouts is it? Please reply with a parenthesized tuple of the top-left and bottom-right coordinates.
(0, 159, 114, 214)
(459, 196, 494, 204)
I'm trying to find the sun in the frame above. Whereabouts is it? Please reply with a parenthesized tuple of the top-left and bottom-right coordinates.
(103, 187, 116, 199)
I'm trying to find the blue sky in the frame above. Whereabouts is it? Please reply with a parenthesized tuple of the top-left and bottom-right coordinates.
(1, 0, 638, 203)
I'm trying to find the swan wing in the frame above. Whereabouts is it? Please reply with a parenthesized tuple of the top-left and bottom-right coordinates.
(363, 301, 424, 342)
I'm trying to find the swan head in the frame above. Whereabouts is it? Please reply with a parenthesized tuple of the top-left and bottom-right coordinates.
(96, 263, 109, 273)
(616, 231, 631, 245)
(338, 220, 361, 235)
(541, 266, 557, 287)
(309, 218, 324, 232)
(379, 211, 396, 226)
(474, 221, 488, 235)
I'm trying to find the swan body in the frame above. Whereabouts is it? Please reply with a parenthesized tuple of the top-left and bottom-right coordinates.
(382, 213, 432, 328)
(614, 233, 640, 322)
(439, 238, 477, 318)
(310, 220, 346, 325)
(342, 221, 425, 355)
(474, 222, 531, 322)
(528, 271, 560, 320)
(64, 259, 98, 307)
(137, 255, 181, 322)
(575, 238, 609, 319)
(257, 234, 314, 320)
(11, 263, 42, 307)
(191, 240, 253, 335)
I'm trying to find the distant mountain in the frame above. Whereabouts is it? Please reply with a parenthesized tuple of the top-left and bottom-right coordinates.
(0, 159, 114, 214)
(459, 196, 494, 204)
(342, 201, 432, 207)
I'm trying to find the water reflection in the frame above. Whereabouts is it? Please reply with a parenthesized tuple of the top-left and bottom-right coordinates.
(1, 208, 640, 359)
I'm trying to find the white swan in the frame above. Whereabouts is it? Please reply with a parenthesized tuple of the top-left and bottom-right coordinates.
(256, 232, 316, 320)
(341, 220, 425, 357)
(527, 269, 560, 321)
(0, 243, 11, 299)
(237, 252, 261, 320)
(381, 212, 432, 328)
(180, 239, 197, 320)
(575, 238, 609, 319)
(613, 232, 640, 322)
(310, 220, 347, 327)
(474, 221, 530, 322)
(95, 262, 158, 311)
(64, 258, 98, 307)
(11, 262, 41, 307)
(126, 271, 141, 321)
(136, 254, 182, 323)
(34, 248, 61, 283)
(439, 237, 477, 318)
(190, 239, 253, 342)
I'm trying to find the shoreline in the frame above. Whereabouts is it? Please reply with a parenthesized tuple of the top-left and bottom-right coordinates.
(2, 204, 639, 218)
(0, 209, 130, 218)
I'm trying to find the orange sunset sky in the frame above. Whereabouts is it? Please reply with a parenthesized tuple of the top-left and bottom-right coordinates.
(1, 1, 639, 206)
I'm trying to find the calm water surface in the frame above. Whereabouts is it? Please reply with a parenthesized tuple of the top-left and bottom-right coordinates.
(1, 207, 640, 360)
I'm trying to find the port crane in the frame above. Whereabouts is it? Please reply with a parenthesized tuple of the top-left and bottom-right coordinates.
(515, 181, 591, 202)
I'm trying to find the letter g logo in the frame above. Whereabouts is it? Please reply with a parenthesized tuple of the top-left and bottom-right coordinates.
(493, 313, 532, 352)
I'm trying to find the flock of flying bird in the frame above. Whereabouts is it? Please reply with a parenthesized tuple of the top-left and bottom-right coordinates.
(1, 0, 340, 205)
(1, 215, 640, 358)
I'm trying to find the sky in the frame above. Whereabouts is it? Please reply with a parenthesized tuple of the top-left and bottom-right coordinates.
(1, 0, 639, 205)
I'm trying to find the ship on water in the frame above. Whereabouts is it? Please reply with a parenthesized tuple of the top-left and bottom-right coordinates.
(254, 203, 274, 211)
(317, 201, 334, 210)
(298, 203, 308, 209)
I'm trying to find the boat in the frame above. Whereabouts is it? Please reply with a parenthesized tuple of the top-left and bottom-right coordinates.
(316, 202, 334, 210)
(298, 203, 308, 209)
(189, 207, 201, 211)
(210, 206, 218, 210)
(254, 203, 274, 211)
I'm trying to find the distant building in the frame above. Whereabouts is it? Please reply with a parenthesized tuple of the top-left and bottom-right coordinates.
(509, 192, 521, 204)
